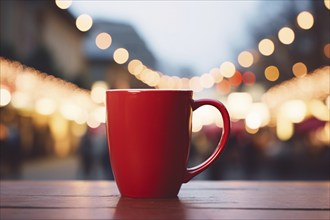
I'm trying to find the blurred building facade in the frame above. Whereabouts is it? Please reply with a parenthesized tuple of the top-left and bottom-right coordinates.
(0, 0, 87, 81)
(0, 0, 155, 89)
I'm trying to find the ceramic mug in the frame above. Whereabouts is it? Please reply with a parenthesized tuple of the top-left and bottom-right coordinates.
(106, 89, 230, 198)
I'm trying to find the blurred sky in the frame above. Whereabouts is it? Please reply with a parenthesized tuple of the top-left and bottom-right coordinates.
(68, 1, 293, 76)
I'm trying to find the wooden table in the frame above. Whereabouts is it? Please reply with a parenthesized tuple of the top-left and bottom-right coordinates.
(0, 181, 329, 219)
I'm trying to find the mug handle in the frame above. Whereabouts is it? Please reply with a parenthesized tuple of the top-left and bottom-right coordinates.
(183, 99, 230, 183)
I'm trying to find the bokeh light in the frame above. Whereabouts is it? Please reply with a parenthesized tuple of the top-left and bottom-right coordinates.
(264, 66, 280, 82)
(200, 73, 215, 88)
(326, 96, 330, 109)
(55, 0, 72, 9)
(258, 38, 275, 56)
(249, 103, 270, 127)
(95, 32, 112, 50)
(0, 87, 11, 107)
(313, 123, 330, 145)
(35, 98, 57, 115)
(278, 27, 295, 45)
(276, 118, 294, 141)
(216, 79, 231, 95)
(158, 75, 172, 89)
(220, 61, 236, 78)
(245, 124, 259, 134)
(15, 73, 37, 92)
(50, 115, 71, 157)
(91, 81, 108, 104)
(60, 101, 82, 121)
(192, 105, 221, 132)
(325, 0, 330, 10)
(242, 71, 256, 86)
(245, 112, 262, 130)
(128, 59, 142, 74)
(297, 11, 314, 30)
(192, 112, 203, 133)
(128, 60, 144, 76)
(181, 78, 190, 89)
(324, 44, 330, 58)
(76, 14, 93, 32)
(92, 106, 106, 124)
(210, 68, 223, 83)
(157, 75, 168, 89)
(279, 100, 307, 123)
(227, 92, 253, 120)
(113, 48, 129, 64)
(87, 114, 101, 128)
(141, 70, 160, 87)
(292, 62, 307, 77)
(10, 92, 31, 109)
(309, 99, 330, 121)
(238, 51, 254, 68)
(189, 76, 203, 92)
(229, 71, 242, 87)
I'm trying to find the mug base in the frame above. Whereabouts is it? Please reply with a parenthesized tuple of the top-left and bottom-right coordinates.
(120, 193, 179, 199)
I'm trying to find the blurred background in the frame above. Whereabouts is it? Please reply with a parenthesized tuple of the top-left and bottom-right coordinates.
(0, 0, 329, 181)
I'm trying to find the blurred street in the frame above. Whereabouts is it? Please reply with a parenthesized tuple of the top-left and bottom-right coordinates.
(0, 0, 329, 181)
(21, 156, 79, 180)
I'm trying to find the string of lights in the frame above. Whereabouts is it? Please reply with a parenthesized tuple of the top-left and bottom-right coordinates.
(55, 0, 330, 94)
(0, 58, 104, 129)
(1, 57, 328, 142)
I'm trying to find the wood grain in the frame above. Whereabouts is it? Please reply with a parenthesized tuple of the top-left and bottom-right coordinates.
(1, 181, 329, 220)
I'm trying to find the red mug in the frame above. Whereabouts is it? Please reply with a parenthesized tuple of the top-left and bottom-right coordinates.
(106, 89, 230, 198)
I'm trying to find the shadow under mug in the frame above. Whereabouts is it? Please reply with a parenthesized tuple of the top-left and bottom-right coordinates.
(106, 89, 230, 198)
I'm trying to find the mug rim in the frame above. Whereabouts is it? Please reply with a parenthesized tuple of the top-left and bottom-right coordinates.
(106, 89, 192, 93)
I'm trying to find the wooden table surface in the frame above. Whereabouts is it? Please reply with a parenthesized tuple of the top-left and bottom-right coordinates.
(0, 181, 329, 220)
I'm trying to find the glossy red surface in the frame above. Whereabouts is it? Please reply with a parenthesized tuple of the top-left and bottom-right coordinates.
(106, 90, 230, 198)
